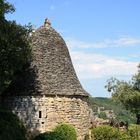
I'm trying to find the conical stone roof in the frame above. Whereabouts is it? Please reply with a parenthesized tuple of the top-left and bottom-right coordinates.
(4, 19, 89, 97)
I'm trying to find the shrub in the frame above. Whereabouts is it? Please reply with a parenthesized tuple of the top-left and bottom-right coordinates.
(128, 124, 140, 140)
(0, 109, 27, 140)
(91, 125, 120, 140)
(119, 131, 132, 140)
(33, 123, 77, 140)
(54, 123, 77, 140)
(98, 112, 107, 119)
(33, 132, 60, 140)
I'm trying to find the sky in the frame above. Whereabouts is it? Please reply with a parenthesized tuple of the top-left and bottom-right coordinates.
(6, 0, 140, 97)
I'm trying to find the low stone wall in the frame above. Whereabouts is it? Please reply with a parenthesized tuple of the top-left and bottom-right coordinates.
(2, 95, 91, 140)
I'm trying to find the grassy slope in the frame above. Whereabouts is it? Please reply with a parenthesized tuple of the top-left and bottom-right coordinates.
(89, 97, 136, 124)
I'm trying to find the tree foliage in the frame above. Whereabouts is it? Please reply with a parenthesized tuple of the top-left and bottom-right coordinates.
(105, 64, 140, 124)
(0, 0, 32, 94)
(91, 125, 137, 140)
(0, 0, 15, 18)
(89, 97, 136, 124)
(0, 109, 27, 140)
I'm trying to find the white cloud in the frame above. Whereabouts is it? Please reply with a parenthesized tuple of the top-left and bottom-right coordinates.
(129, 54, 140, 58)
(69, 51, 139, 79)
(66, 37, 140, 49)
(49, 1, 69, 11)
(112, 38, 140, 46)
(50, 5, 55, 10)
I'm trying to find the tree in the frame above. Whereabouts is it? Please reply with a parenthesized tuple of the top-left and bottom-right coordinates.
(0, 0, 15, 19)
(0, 109, 27, 140)
(0, 0, 32, 94)
(105, 64, 140, 124)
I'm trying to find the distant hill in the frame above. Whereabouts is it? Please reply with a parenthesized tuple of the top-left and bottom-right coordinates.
(89, 97, 136, 124)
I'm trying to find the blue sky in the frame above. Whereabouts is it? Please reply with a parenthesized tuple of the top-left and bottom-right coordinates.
(6, 0, 140, 97)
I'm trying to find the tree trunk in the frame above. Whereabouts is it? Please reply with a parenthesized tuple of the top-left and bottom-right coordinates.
(136, 114, 140, 124)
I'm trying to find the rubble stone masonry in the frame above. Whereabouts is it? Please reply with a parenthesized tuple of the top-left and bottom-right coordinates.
(3, 95, 91, 140)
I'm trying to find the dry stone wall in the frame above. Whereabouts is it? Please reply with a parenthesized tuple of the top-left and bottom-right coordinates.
(3, 95, 91, 140)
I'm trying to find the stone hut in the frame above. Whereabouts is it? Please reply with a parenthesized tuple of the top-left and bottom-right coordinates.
(2, 19, 91, 140)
